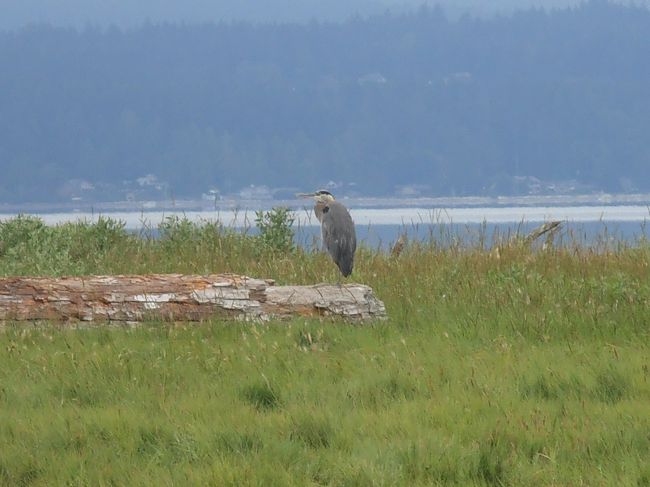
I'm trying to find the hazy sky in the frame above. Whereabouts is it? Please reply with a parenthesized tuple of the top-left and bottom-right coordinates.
(0, 0, 625, 30)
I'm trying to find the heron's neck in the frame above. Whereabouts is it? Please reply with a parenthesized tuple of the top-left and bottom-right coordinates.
(314, 201, 328, 222)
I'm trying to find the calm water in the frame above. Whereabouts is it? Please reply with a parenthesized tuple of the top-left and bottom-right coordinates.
(1, 205, 649, 249)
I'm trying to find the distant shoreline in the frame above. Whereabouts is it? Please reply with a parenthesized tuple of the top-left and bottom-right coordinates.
(2, 193, 650, 216)
(1, 201, 649, 229)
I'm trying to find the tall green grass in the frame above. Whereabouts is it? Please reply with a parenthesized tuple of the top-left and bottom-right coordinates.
(0, 214, 649, 485)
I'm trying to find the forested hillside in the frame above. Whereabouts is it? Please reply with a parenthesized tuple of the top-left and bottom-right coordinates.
(0, 0, 605, 29)
(1, 1, 649, 203)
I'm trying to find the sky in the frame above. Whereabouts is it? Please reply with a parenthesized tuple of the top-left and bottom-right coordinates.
(0, 0, 620, 30)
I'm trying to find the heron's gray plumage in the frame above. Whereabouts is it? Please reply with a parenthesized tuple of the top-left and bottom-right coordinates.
(297, 190, 357, 278)
(320, 201, 356, 277)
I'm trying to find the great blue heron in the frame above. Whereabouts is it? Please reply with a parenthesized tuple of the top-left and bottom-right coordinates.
(297, 190, 357, 277)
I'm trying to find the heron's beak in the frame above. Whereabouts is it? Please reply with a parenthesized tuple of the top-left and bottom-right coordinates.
(296, 192, 317, 199)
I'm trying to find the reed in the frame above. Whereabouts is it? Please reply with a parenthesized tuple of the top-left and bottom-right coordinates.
(0, 214, 648, 485)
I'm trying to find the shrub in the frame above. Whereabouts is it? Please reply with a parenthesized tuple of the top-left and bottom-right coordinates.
(0, 215, 47, 256)
(255, 207, 295, 253)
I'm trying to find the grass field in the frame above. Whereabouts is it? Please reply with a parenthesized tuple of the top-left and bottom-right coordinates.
(0, 215, 649, 486)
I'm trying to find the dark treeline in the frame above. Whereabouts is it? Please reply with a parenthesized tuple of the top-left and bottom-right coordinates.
(1, 1, 650, 203)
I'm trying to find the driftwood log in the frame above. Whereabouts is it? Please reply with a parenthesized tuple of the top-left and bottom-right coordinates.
(0, 273, 386, 324)
(521, 220, 563, 245)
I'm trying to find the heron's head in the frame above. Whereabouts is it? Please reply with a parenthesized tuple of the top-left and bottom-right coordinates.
(296, 189, 335, 204)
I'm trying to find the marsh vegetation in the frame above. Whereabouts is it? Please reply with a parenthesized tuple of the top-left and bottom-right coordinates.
(0, 214, 648, 485)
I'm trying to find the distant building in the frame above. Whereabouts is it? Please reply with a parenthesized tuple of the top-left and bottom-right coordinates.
(394, 184, 431, 197)
(357, 72, 387, 86)
(238, 185, 272, 200)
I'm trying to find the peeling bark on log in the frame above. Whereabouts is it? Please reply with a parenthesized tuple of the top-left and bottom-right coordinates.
(0, 273, 386, 324)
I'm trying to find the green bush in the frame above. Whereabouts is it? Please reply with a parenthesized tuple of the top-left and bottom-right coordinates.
(158, 215, 199, 241)
(255, 207, 295, 253)
(0, 215, 130, 275)
(0, 214, 48, 256)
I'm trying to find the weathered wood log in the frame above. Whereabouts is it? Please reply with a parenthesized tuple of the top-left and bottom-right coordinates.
(390, 233, 407, 258)
(506, 220, 563, 247)
(522, 220, 562, 245)
(0, 273, 386, 324)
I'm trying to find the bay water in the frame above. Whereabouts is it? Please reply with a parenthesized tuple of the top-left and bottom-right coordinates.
(1, 205, 649, 249)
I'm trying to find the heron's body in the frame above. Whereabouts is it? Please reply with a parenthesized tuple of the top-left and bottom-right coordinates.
(298, 190, 357, 278)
